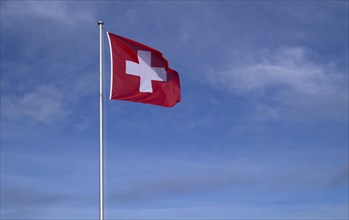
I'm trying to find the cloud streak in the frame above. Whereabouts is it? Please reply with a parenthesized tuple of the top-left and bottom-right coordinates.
(204, 46, 347, 122)
(206, 47, 345, 95)
(1, 1, 94, 26)
(1, 188, 69, 219)
(1, 70, 97, 126)
(107, 150, 348, 205)
(2, 84, 68, 124)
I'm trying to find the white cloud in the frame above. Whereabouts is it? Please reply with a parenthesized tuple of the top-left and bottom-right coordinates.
(1, 1, 94, 26)
(2, 85, 68, 124)
(205, 46, 348, 121)
(207, 47, 341, 94)
(1, 70, 97, 127)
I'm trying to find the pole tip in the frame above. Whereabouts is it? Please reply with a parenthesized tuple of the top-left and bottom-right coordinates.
(97, 20, 104, 25)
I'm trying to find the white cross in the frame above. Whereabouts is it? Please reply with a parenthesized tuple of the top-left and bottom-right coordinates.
(126, 50, 167, 93)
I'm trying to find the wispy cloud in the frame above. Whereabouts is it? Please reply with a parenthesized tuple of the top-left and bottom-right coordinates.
(206, 47, 344, 94)
(1, 1, 94, 26)
(1, 70, 96, 126)
(204, 46, 348, 122)
(1, 1, 99, 128)
(2, 84, 68, 124)
(1, 188, 69, 219)
(107, 149, 348, 205)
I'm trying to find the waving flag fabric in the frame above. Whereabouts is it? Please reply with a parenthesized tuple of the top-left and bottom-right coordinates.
(107, 32, 181, 107)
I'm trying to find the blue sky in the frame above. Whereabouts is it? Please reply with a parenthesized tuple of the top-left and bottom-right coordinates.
(1, 1, 348, 219)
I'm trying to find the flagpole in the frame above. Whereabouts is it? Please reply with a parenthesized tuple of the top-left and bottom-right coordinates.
(97, 20, 104, 220)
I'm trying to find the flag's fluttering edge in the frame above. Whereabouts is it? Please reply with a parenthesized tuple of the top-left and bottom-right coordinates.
(107, 32, 181, 107)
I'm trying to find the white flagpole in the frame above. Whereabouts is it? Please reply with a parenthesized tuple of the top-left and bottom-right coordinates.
(97, 20, 104, 220)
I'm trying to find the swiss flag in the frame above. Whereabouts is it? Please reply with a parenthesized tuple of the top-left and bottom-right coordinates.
(107, 32, 181, 107)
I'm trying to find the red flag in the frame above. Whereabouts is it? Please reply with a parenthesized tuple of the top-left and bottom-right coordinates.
(107, 32, 181, 107)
